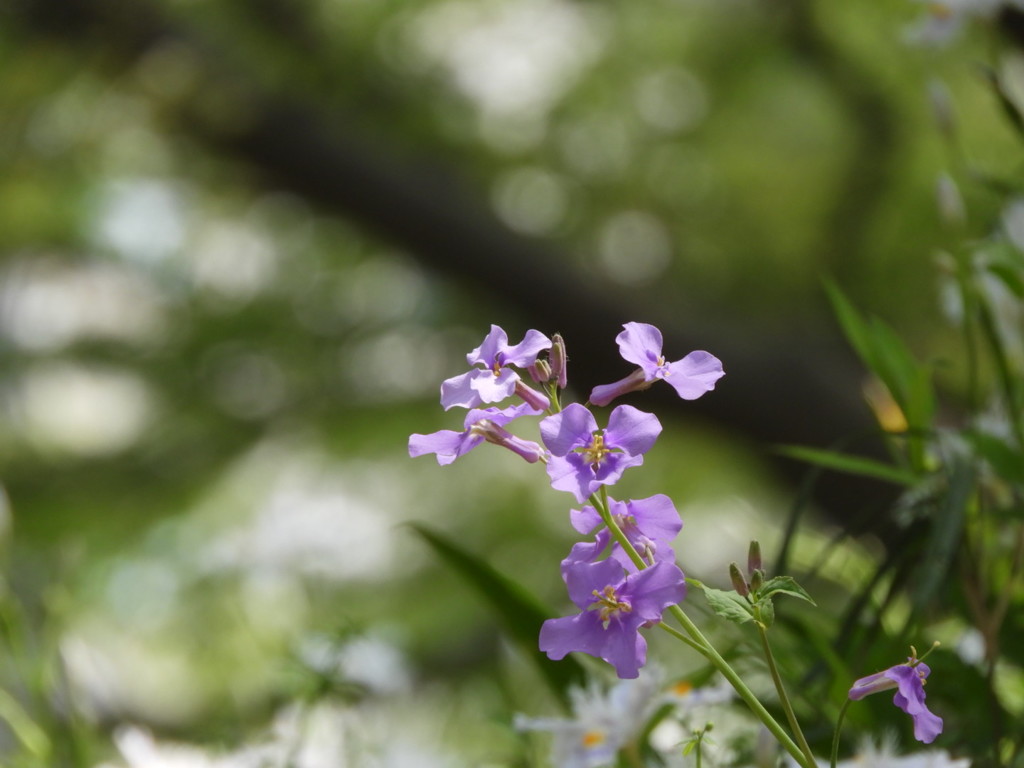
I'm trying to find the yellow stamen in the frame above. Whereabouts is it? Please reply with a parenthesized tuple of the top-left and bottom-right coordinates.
(582, 433, 610, 465)
(581, 730, 606, 748)
(671, 680, 693, 697)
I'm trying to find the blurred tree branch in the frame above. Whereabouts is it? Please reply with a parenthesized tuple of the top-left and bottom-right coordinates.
(10, 0, 901, 532)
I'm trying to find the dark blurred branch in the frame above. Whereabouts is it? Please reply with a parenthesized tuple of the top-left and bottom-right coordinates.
(777, 0, 899, 282)
(11, 0, 900, 529)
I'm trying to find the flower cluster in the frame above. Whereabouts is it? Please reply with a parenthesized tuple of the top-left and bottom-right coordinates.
(410, 323, 724, 678)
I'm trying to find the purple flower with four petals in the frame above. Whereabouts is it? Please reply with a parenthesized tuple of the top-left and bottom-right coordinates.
(590, 322, 724, 407)
(563, 495, 683, 571)
(848, 658, 943, 744)
(441, 325, 552, 411)
(409, 403, 545, 465)
(540, 558, 686, 679)
(541, 404, 662, 503)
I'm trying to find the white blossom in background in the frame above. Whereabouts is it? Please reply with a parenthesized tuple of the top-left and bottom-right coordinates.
(95, 701, 461, 768)
(516, 671, 664, 768)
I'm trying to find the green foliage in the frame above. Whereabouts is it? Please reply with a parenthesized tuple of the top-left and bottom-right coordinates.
(409, 523, 586, 707)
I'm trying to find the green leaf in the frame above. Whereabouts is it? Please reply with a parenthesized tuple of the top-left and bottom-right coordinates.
(699, 586, 754, 625)
(758, 575, 816, 606)
(408, 523, 586, 706)
(982, 63, 1024, 141)
(823, 281, 935, 469)
(911, 461, 973, 612)
(987, 262, 1024, 299)
(967, 431, 1024, 483)
(775, 445, 920, 486)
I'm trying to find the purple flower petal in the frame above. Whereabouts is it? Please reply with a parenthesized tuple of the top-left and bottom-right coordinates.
(663, 351, 724, 399)
(408, 429, 482, 465)
(564, 558, 626, 608)
(627, 561, 688, 619)
(503, 329, 553, 367)
(469, 368, 520, 404)
(886, 663, 943, 744)
(467, 324, 509, 367)
(616, 322, 665, 377)
(440, 370, 480, 410)
(545, 455, 595, 503)
(620, 495, 682, 544)
(605, 405, 662, 457)
(539, 613, 612, 661)
(591, 452, 643, 486)
(540, 404, 598, 456)
(542, 560, 685, 679)
(569, 505, 603, 535)
(849, 659, 943, 744)
(561, 533, 610, 574)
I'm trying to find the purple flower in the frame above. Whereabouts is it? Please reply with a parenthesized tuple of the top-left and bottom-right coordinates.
(440, 325, 551, 410)
(590, 322, 724, 407)
(540, 558, 686, 679)
(564, 495, 682, 570)
(849, 659, 943, 744)
(540, 404, 662, 503)
(409, 403, 544, 465)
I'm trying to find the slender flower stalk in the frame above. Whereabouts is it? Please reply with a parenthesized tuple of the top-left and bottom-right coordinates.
(591, 487, 815, 768)
(756, 624, 817, 768)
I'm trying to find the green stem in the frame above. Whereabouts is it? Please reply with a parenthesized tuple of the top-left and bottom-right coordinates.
(757, 623, 817, 768)
(588, 489, 813, 768)
(831, 699, 852, 768)
(666, 604, 811, 768)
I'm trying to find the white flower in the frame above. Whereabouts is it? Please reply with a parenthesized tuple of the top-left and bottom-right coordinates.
(516, 670, 664, 768)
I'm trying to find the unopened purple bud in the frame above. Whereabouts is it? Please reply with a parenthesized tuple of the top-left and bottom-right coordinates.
(527, 358, 553, 384)
(470, 420, 546, 463)
(551, 333, 568, 389)
(729, 563, 749, 597)
(515, 380, 550, 411)
(747, 541, 762, 575)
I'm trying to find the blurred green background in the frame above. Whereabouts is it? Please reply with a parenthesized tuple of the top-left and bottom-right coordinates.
(0, 0, 1019, 764)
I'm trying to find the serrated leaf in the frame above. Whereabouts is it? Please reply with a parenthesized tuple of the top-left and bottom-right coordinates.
(700, 586, 754, 625)
(775, 445, 920, 486)
(408, 523, 586, 706)
(758, 575, 817, 606)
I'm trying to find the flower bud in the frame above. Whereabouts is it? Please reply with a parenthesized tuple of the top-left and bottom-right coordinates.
(749, 569, 764, 593)
(747, 540, 762, 575)
(527, 358, 552, 384)
(550, 333, 568, 389)
(729, 562, 749, 597)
